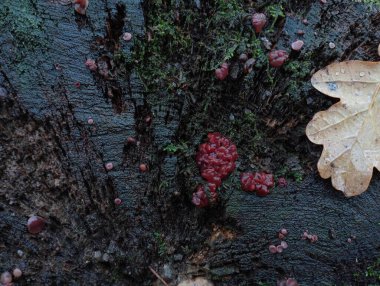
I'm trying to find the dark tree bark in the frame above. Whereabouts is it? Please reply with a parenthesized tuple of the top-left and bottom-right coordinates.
(0, 0, 380, 285)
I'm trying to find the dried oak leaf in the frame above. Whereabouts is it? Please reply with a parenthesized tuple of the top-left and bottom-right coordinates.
(306, 61, 380, 196)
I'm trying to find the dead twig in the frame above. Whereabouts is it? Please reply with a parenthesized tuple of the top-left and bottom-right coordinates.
(148, 266, 169, 286)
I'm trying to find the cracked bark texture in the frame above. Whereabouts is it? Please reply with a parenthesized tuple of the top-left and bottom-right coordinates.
(0, 0, 380, 285)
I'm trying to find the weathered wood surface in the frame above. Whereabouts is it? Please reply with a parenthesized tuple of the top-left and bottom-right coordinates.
(0, 0, 380, 285)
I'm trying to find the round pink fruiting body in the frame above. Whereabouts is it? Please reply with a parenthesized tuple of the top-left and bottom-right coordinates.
(139, 163, 148, 172)
(105, 162, 113, 171)
(145, 115, 152, 124)
(74, 82, 81, 88)
(127, 136, 136, 144)
(87, 117, 94, 125)
(114, 198, 122, 205)
(277, 177, 287, 188)
(278, 233, 285, 240)
(1, 272, 12, 284)
(27, 215, 45, 234)
(269, 50, 289, 68)
(280, 228, 288, 235)
(291, 40, 304, 51)
(123, 32, 132, 42)
(276, 245, 284, 253)
(85, 59, 97, 71)
(269, 245, 277, 254)
(280, 241, 288, 249)
(13, 268, 22, 279)
(215, 63, 229, 81)
(252, 13, 267, 33)
(286, 278, 299, 286)
(73, 0, 89, 15)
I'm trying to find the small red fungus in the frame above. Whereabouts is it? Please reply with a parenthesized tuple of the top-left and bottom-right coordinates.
(123, 32, 132, 42)
(196, 133, 238, 200)
(1, 272, 12, 285)
(192, 185, 209, 208)
(277, 177, 287, 188)
(139, 163, 148, 172)
(252, 13, 267, 33)
(145, 115, 152, 124)
(87, 117, 94, 125)
(13, 268, 22, 279)
(27, 215, 45, 234)
(105, 162, 113, 171)
(276, 245, 284, 253)
(280, 228, 288, 235)
(302, 230, 318, 243)
(74, 82, 81, 88)
(215, 63, 229, 80)
(280, 241, 288, 249)
(269, 50, 288, 67)
(269, 245, 277, 254)
(73, 0, 89, 15)
(291, 40, 304, 51)
(85, 58, 97, 71)
(240, 172, 274, 196)
(127, 136, 136, 144)
(114, 198, 122, 205)
(286, 278, 299, 286)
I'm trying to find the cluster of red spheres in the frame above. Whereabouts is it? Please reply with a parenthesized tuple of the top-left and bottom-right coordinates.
(191, 185, 210, 208)
(193, 133, 238, 207)
(268, 50, 289, 68)
(240, 172, 274, 196)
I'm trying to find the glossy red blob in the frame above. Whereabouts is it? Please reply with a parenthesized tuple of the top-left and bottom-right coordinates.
(280, 241, 288, 249)
(252, 13, 267, 33)
(268, 50, 289, 67)
(127, 136, 136, 144)
(139, 163, 148, 172)
(192, 185, 209, 208)
(196, 133, 238, 190)
(291, 40, 304, 51)
(277, 177, 287, 187)
(240, 172, 274, 196)
(85, 59, 97, 71)
(105, 162, 113, 171)
(194, 133, 237, 207)
(27, 216, 45, 234)
(73, 0, 89, 15)
(269, 245, 277, 254)
(114, 198, 122, 205)
(215, 63, 229, 80)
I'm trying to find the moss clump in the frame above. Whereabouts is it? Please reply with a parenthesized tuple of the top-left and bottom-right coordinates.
(0, 0, 48, 56)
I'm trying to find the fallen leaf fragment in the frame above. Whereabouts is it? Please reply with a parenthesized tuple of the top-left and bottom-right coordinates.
(178, 278, 213, 286)
(306, 60, 380, 196)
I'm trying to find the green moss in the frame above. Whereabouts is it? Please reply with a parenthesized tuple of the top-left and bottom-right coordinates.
(0, 0, 48, 55)
(153, 231, 167, 257)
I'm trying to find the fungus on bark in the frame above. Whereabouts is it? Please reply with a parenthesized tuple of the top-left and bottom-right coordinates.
(268, 50, 288, 67)
(252, 13, 267, 33)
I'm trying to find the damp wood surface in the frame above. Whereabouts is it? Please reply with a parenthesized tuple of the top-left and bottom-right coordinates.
(0, 0, 380, 285)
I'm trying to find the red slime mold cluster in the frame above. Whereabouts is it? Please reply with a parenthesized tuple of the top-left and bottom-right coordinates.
(240, 172, 274, 196)
(193, 133, 238, 207)
(192, 185, 210, 208)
